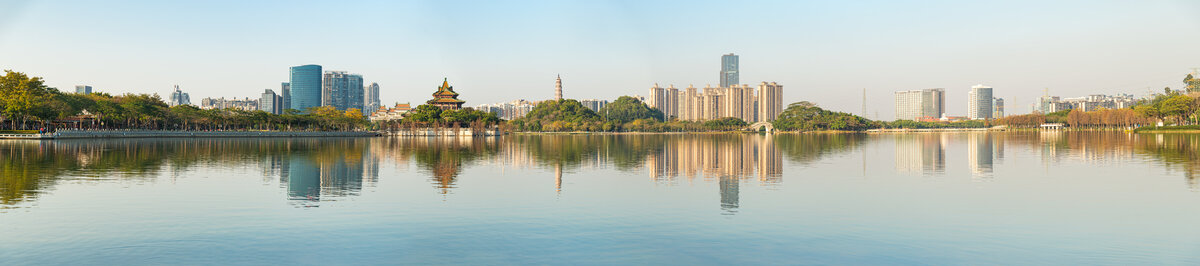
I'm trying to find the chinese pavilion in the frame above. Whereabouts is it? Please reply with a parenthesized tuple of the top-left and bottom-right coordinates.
(427, 78, 465, 110)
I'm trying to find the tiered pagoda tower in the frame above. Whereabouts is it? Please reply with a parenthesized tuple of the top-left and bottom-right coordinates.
(427, 78, 465, 110)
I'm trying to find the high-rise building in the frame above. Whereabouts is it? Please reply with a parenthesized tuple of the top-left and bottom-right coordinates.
(281, 82, 291, 112)
(554, 75, 563, 101)
(720, 53, 739, 88)
(993, 98, 1005, 118)
(260, 89, 283, 114)
(967, 84, 994, 120)
(654, 83, 778, 122)
(579, 99, 608, 112)
(678, 85, 699, 121)
(648, 84, 669, 118)
(168, 85, 190, 106)
(756, 82, 783, 122)
(74, 85, 92, 94)
(365, 82, 380, 115)
(289, 65, 322, 112)
(894, 88, 945, 121)
(322, 71, 364, 111)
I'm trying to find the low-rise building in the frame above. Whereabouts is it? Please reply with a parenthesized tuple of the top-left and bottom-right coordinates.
(200, 97, 259, 111)
(369, 103, 413, 122)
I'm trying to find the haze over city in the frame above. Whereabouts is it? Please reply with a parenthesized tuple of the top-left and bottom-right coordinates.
(1, 0, 1198, 119)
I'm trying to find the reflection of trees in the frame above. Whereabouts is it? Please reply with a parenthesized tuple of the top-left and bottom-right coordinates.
(775, 134, 866, 164)
(1131, 134, 1200, 189)
(0, 138, 374, 208)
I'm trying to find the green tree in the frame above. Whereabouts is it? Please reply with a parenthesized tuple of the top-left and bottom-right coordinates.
(773, 104, 874, 131)
(598, 96, 662, 123)
(1185, 73, 1199, 92)
(0, 70, 55, 128)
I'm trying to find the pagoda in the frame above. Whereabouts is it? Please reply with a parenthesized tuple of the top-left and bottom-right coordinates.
(426, 78, 465, 110)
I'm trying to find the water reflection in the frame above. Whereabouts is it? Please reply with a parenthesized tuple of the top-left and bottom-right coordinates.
(3, 132, 1200, 211)
(895, 134, 947, 175)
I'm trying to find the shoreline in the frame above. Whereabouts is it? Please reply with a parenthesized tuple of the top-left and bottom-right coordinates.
(0, 130, 380, 139)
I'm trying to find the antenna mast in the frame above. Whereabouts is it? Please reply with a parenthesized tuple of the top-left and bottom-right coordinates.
(861, 88, 867, 117)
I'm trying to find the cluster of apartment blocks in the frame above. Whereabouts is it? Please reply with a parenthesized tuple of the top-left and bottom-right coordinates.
(894, 85, 1003, 121)
(1033, 93, 1137, 114)
(647, 82, 783, 123)
(475, 99, 609, 120)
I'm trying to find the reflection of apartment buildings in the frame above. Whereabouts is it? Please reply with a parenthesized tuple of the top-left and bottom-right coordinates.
(646, 135, 782, 183)
(967, 133, 995, 175)
(894, 134, 947, 174)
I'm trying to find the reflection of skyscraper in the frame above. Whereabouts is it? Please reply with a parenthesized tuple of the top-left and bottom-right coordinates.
(555, 163, 562, 193)
(895, 134, 947, 174)
(719, 176, 738, 214)
(287, 156, 321, 202)
(968, 133, 995, 176)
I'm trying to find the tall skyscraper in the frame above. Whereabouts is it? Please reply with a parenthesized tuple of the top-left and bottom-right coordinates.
(322, 71, 365, 111)
(289, 65, 322, 112)
(260, 89, 283, 114)
(554, 75, 563, 101)
(365, 82, 380, 114)
(168, 85, 190, 106)
(894, 88, 945, 121)
(281, 82, 291, 112)
(74, 85, 92, 94)
(967, 84, 994, 120)
(720, 53, 739, 88)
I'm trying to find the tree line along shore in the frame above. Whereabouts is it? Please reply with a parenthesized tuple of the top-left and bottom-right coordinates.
(2, 70, 1198, 134)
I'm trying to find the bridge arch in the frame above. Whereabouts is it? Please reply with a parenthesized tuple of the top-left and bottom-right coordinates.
(748, 121, 774, 132)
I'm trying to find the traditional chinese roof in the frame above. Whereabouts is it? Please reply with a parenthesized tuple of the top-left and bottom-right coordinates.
(431, 78, 463, 101)
(427, 78, 465, 108)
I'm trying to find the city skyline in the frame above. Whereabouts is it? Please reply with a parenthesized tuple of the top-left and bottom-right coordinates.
(1, 1, 1198, 119)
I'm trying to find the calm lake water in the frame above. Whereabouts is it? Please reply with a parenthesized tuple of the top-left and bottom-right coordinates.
(2, 132, 1199, 265)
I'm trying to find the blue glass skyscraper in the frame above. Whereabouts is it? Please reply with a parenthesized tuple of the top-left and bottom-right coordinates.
(289, 64, 322, 112)
(720, 53, 739, 88)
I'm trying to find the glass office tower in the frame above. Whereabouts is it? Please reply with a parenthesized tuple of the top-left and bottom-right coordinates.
(289, 64, 322, 112)
(720, 53, 739, 88)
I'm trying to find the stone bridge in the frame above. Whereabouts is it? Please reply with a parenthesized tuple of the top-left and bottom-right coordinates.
(748, 121, 774, 132)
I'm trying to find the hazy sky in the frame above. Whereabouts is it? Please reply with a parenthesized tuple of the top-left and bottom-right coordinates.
(1, 0, 1198, 119)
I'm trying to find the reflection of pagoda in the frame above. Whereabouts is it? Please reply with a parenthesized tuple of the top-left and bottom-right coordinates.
(427, 78, 465, 110)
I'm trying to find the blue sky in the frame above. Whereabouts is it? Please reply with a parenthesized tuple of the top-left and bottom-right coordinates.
(1, 0, 1198, 118)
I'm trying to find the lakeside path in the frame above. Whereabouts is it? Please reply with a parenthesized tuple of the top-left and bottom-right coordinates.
(0, 130, 379, 139)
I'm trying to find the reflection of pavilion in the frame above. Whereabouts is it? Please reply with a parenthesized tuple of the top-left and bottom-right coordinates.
(895, 134, 946, 175)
